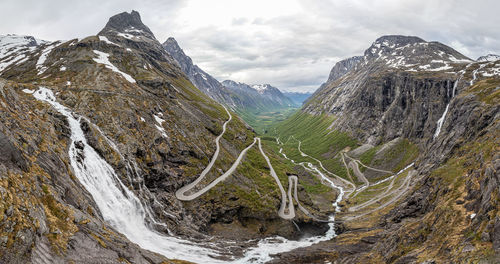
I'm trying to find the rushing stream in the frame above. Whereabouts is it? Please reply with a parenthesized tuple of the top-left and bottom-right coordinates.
(31, 87, 340, 263)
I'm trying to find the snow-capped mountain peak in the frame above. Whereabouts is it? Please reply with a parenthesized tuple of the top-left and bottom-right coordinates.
(0, 34, 49, 72)
(477, 54, 500, 62)
(361, 35, 473, 72)
(251, 84, 272, 94)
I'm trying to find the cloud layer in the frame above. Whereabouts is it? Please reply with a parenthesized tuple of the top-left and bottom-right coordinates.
(1, 0, 499, 92)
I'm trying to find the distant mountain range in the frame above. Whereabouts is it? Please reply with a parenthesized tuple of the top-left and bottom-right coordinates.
(163, 38, 297, 113)
(221, 80, 296, 110)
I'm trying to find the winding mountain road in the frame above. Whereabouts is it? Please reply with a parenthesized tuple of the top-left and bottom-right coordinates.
(343, 170, 416, 220)
(175, 138, 258, 201)
(176, 107, 324, 221)
(257, 138, 295, 219)
(293, 137, 356, 192)
(344, 153, 393, 174)
(175, 106, 238, 200)
(279, 135, 418, 219)
(177, 106, 415, 222)
(348, 160, 369, 188)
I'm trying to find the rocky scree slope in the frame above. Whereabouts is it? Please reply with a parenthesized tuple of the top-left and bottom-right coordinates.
(271, 35, 500, 263)
(0, 10, 331, 263)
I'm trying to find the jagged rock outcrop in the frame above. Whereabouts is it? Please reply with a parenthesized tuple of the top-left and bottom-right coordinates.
(98, 10, 156, 40)
(326, 56, 363, 83)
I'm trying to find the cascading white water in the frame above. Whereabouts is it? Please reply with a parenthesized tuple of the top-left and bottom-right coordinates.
(434, 78, 460, 139)
(31, 87, 342, 264)
(32, 87, 223, 263)
(433, 104, 449, 139)
(234, 216, 335, 263)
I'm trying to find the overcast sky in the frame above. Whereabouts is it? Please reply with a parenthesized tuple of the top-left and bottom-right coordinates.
(1, 0, 499, 92)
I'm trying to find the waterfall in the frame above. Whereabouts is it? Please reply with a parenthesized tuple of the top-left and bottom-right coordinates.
(31, 86, 342, 264)
(434, 78, 460, 139)
(32, 87, 223, 263)
(433, 104, 450, 139)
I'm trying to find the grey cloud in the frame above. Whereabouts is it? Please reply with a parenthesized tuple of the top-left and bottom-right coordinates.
(1, 0, 498, 92)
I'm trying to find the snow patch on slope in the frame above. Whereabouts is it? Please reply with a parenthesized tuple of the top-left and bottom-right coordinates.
(92, 50, 136, 83)
(98, 36, 120, 46)
(251, 84, 270, 94)
(153, 113, 168, 138)
(0, 34, 44, 72)
(36, 42, 60, 75)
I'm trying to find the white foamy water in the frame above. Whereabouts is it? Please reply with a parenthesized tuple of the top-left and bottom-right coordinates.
(233, 216, 335, 263)
(307, 163, 344, 212)
(32, 87, 223, 263)
(31, 87, 340, 264)
(434, 78, 460, 139)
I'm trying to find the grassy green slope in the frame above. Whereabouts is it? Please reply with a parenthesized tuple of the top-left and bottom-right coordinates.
(235, 106, 299, 134)
(269, 111, 420, 182)
(269, 111, 358, 180)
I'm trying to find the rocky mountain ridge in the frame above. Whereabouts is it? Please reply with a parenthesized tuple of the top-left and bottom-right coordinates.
(477, 54, 500, 62)
(303, 35, 497, 145)
(326, 55, 363, 83)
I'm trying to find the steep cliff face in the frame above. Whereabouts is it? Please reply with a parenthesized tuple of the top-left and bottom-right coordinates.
(326, 56, 363, 84)
(270, 35, 500, 263)
(304, 35, 479, 145)
(0, 11, 334, 263)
